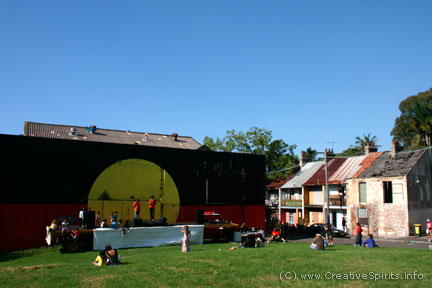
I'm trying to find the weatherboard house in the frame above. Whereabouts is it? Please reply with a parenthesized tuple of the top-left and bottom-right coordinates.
(344, 141, 432, 237)
(0, 122, 266, 250)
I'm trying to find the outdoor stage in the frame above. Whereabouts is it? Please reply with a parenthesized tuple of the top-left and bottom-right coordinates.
(92, 225, 204, 250)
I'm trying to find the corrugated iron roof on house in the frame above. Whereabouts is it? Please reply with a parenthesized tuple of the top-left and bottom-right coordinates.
(281, 161, 324, 189)
(23, 121, 203, 150)
(303, 158, 347, 186)
(329, 155, 365, 183)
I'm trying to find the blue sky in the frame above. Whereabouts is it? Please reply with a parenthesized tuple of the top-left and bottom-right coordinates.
(1, 1, 431, 154)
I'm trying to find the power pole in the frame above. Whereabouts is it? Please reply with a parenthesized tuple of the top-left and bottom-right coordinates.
(324, 149, 329, 224)
(323, 148, 335, 224)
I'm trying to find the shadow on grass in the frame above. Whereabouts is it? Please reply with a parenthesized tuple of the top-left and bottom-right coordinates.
(0, 249, 39, 263)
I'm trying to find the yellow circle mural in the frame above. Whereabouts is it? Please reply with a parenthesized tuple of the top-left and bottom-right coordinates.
(88, 159, 180, 224)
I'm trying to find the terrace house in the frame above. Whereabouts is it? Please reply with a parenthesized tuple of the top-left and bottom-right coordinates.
(345, 141, 432, 237)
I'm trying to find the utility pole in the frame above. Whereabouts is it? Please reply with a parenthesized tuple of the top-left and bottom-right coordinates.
(323, 148, 335, 224)
(324, 149, 329, 224)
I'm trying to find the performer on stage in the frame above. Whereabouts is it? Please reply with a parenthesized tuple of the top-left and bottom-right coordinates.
(149, 196, 156, 221)
(133, 198, 140, 220)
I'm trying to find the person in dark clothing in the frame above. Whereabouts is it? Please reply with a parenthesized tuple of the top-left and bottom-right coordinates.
(105, 244, 120, 265)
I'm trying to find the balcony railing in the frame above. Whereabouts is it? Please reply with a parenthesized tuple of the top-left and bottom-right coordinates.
(280, 200, 302, 207)
(329, 199, 347, 206)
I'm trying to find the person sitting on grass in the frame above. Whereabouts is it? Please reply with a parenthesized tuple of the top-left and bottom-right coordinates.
(310, 234, 325, 250)
(268, 228, 285, 243)
(93, 250, 107, 267)
(362, 234, 378, 248)
(105, 244, 120, 265)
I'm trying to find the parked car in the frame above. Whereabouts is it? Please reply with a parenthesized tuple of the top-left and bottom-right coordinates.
(304, 223, 346, 238)
(203, 212, 240, 242)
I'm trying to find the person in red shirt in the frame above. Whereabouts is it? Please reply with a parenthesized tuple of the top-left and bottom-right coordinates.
(269, 228, 285, 243)
(355, 223, 363, 246)
(149, 196, 156, 221)
(426, 219, 432, 242)
(133, 198, 140, 220)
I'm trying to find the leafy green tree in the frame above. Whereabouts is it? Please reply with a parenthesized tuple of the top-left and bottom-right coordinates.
(391, 88, 432, 149)
(203, 127, 298, 181)
(337, 146, 364, 157)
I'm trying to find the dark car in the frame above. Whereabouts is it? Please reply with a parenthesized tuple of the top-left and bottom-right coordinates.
(304, 223, 346, 238)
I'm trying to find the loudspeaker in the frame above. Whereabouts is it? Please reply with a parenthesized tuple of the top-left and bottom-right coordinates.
(196, 209, 204, 224)
(158, 217, 167, 225)
(83, 210, 95, 229)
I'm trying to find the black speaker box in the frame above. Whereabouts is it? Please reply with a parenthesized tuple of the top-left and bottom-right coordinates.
(196, 209, 204, 224)
(83, 210, 95, 229)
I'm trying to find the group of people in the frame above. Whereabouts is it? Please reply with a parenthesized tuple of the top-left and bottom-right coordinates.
(93, 244, 121, 266)
(133, 196, 157, 221)
(310, 222, 378, 250)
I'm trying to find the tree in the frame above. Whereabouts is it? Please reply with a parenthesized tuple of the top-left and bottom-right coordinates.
(354, 133, 378, 149)
(305, 147, 318, 161)
(337, 146, 364, 157)
(203, 127, 298, 181)
(337, 133, 378, 157)
(391, 88, 432, 149)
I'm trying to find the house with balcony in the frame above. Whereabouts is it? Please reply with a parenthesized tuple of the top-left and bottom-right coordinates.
(302, 157, 347, 226)
(280, 160, 323, 226)
(265, 178, 289, 231)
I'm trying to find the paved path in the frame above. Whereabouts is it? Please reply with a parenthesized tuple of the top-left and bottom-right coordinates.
(283, 234, 432, 249)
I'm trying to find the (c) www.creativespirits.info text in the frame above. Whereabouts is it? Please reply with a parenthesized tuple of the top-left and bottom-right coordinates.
(280, 271, 425, 282)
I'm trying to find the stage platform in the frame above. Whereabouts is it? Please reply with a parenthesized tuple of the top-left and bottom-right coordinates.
(92, 225, 204, 250)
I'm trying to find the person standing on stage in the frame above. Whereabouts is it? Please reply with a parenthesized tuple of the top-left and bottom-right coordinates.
(133, 198, 140, 220)
(149, 196, 156, 221)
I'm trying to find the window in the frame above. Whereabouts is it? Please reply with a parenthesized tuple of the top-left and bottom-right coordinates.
(359, 182, 367, 203)
(288, 213, 294, 224)
(383, 181, 393, 203)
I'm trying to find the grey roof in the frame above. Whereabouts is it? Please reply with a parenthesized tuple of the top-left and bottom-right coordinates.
(358, 150, 425, 178)
(281, 161, 323, 189)
(24, 121, 203, 150)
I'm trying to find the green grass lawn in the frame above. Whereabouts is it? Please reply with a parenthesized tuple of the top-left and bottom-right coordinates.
(0, 242, 431, 288)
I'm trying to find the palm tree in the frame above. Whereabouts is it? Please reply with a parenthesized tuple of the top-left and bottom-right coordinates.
(305, 147, 318, 161)
(355, 133, 378, 149)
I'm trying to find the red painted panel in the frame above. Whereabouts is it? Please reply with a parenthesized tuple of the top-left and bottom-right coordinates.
(1, 203, 265, 251)
(0, 203, 83, 251)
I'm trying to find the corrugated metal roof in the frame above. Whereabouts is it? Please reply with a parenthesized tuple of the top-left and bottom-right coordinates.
(24, 121, 203, 150)
(329, 155, 365, 183)
(303, 158, 347, 186)
(358, 150, 425, 178)
(281, 161, 324, 189)
(266, 178, 290, 189)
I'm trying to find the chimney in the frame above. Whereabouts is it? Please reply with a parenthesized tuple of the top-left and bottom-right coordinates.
(390, 140, 402, 158)
(69, 128, 77, 136)
(365, 142, 378, 155)
(172, 133, 178, 141)
(300, 151, 311, 168)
